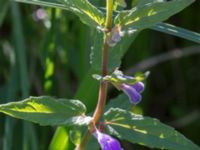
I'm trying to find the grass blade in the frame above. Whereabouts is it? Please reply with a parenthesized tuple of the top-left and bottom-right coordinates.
(0, 0, 9, 27)
(151, 22, 200, 44)
(11, 2, 38, 150)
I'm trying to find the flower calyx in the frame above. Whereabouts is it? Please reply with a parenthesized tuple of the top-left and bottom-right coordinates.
(93, 69, 149, 104)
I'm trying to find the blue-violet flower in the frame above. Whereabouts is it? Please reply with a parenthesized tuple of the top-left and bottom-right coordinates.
(107, 26, 124, 47)
(93, 129, 123, 150)
(121, 82, 144, 104)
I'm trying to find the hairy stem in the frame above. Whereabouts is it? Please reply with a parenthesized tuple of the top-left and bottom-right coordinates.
(93, 0, 113, 121)
(93, 0, 113, 124)
(93, 0, 113, 123)
(92, 43, 109, 123)
(76, 0, 113, 149)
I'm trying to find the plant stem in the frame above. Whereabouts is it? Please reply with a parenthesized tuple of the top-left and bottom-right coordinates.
(105, 0, 113, 31)
(76, 0, 113, 149)
(93, 0, 113, 124)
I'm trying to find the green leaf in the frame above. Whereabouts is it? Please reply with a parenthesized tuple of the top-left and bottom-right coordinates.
(90, 30, 139, 72)
(69, 127, 100, 150)
(14, 0, 105, 28)
(104, 108, 200, 150)
(75, 68, 99, 113)
(11, 2, 39, 149)
(69, 129, 82, 146)
(0, 96, 91, 126)
(113, 0, 127, 10)
(151, 22, 200, 44)
(136, 0, 166, 6)
(115, 0, 194, 31)
(104, 94, 131, 112)
(50, 68, 99, 150)
(49, 127, 70, 150)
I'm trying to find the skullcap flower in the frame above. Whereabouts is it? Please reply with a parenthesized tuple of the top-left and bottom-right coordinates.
(121, 82, 144, 104)
(93, 129, 123, 150)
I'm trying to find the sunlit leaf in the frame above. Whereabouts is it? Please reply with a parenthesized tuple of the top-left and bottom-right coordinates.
(104, 108, 200, 150)
(50, 68, 99, 150)
(135, 0, 166, 6)
(14, 0, 105, 28)
(0, 96, 91, 126)
(49, 127, 70, 150)
(115, 0, 194, 31)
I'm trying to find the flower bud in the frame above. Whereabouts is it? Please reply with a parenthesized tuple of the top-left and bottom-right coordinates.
(111, 29, 121, 43)
(107, 26, 124, 47)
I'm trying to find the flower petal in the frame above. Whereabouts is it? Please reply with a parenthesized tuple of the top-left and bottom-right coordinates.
(93, 130, 122, 150)
(131, 82, 144, 93)
(121, 84, 142, 104)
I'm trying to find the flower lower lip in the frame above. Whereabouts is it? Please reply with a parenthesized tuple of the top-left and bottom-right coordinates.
(121, 82, 144, 104)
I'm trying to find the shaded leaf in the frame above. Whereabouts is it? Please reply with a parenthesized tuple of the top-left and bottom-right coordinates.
(69, 126, 100, 149)
(74, 68, 99, 113)
(90, 30, 139, 72)
(104, 94, 131, 112)
(104, 108, 200, 150)
(0, 96, 91, 126)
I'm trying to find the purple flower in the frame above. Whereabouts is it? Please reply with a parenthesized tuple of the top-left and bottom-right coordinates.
(93, 129, 123, 150)
(121, 82, 144, 104)
(111, 30, 121, 43)
(107, 26, 124, 47)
